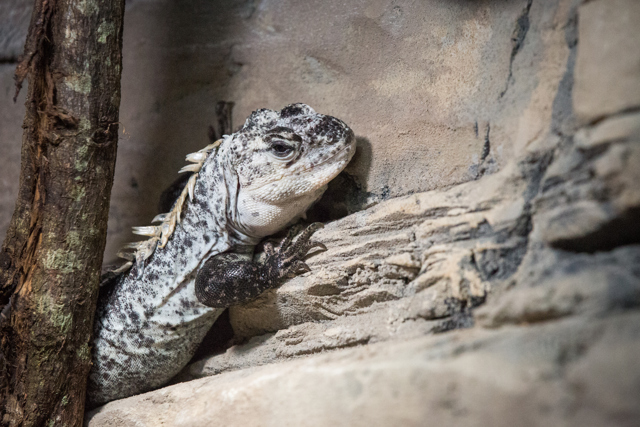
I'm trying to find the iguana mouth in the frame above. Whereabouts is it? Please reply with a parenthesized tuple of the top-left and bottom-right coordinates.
(301, 142, 355, 172)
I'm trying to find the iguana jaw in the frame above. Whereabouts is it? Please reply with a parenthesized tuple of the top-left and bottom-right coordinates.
(235, 185, 328, 239)
(232, 143, 355, 238)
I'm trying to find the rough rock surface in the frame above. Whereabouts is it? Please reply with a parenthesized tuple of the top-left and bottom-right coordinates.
(1, 0, 583, 259)
(88, 313, 640, 427)
(1, 0, 639, 425)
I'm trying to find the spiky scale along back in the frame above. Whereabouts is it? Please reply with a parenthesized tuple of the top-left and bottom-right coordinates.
(113, 140, 222, 275)
(87, 104, 356, 407)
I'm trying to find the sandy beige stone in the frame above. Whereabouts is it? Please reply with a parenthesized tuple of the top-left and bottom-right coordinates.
(573, 0, 640, 122)
(87, 313, 640, 427)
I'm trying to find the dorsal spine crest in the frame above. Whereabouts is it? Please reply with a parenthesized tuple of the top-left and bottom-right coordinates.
(113, 139, 223, 275)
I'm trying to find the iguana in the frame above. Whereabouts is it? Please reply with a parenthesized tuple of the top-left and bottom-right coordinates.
(87, 104, 356, 407)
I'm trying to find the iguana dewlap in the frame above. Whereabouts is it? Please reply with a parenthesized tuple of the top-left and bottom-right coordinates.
(88, 104, 355, 406)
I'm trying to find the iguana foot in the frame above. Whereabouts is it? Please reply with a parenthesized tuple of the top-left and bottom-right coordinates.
(195, 223, 326, 308)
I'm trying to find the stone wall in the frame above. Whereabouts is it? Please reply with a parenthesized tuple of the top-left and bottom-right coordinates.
(1, 0, 639, 425)
(1, 0, 581, 259)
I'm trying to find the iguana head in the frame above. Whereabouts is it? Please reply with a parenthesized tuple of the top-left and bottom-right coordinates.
(223, 103, 356, 238)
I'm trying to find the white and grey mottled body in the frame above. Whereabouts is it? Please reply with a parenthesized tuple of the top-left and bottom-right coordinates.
(88, 104, 355, 406)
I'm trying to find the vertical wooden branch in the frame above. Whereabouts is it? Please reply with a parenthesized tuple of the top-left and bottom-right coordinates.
(0, 0, 125, 425)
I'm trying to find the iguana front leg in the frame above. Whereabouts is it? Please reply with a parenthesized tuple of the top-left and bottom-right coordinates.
(195, 223, 326, 308)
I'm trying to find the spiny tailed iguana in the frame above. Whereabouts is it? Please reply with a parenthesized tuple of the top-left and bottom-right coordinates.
(87, 104, 355, 406)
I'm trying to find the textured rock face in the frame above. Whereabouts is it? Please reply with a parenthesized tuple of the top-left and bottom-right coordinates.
(106, 0, 552, 258)
(0, 0, 578, 259)
(87, 313, 640, 427)
(1, 0, 639, 425)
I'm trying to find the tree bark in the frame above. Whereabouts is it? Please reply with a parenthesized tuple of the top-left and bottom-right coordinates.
(0, 0, 125, 425)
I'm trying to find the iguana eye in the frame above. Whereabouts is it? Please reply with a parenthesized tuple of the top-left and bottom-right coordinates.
(270, 142, 295, 159)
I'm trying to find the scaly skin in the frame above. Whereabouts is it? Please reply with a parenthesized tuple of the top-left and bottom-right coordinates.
(87, 104, 355, 407)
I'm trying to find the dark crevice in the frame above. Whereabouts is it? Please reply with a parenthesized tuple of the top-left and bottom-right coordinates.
(550, 207, 640, 253)
(432, 312, 475, 333)
(520, 150, 555, 205)
(462, 148, 554, 317)
(214, 101, 235, 139)
(512, 150, 554, 241)
(470, 123, 495, 180)
(473, 241, 528, 282)
(433, 293, 486, 334)
(306, 170, 370, 223)
(189, 309, 235, 362)
(480, 123, 491, 162)
(499, 0, 533, 99)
